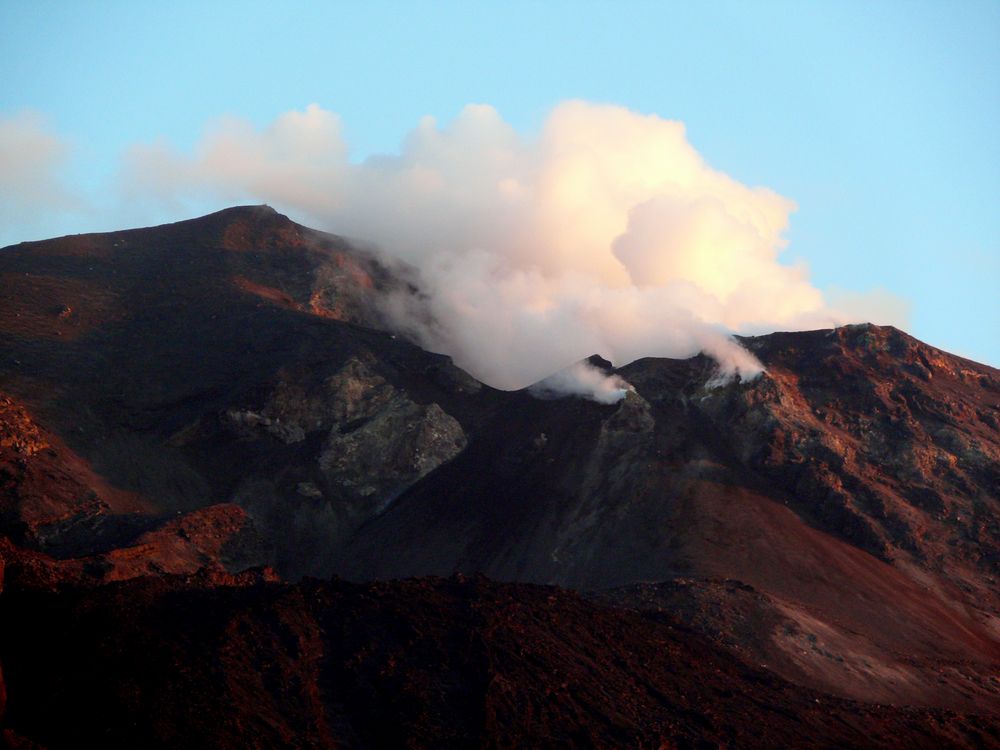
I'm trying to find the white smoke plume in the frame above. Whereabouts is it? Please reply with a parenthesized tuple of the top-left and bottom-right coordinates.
(530, 361, 631, 404)
(123, 101, 899, 399)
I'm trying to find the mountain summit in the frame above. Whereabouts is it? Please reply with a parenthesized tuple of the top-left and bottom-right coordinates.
(1, 209, 998, 747)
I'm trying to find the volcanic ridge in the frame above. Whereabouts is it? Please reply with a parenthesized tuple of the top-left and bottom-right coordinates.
(1, 206, 999, 748)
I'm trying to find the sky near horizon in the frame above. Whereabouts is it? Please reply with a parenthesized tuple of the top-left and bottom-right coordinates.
(1, 1, 998, 367)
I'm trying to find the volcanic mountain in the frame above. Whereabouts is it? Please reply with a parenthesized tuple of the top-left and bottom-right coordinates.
(1, 206, 998, 748)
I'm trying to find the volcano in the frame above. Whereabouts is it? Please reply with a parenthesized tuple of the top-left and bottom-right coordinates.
(1, 206, 998, 748)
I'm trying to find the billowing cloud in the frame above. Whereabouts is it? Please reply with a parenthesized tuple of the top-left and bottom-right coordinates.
(0, 112, 79, 232)
(123, 105, 348, 216)
(124, 101, 893, 398)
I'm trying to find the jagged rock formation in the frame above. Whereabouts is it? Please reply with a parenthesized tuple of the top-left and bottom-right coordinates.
(223, 355, 468, 575)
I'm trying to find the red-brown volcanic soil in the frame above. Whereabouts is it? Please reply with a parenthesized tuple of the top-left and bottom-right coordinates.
(2, 572, 997, 750)
(1, 206, 998, 747)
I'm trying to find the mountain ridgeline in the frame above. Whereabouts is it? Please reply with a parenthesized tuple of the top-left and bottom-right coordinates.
(1, 206, 999, 748)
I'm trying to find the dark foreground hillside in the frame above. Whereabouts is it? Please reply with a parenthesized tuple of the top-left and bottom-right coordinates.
(1, 567, 996, 750)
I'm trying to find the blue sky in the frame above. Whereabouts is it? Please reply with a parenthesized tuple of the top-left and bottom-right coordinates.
(1, 0, 997, 366)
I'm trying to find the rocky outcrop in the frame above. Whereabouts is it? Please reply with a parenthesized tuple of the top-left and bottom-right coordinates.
(702, 324, 1000, 586)
(319, 398, 466, 507)
(222, 357, 467, 577)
